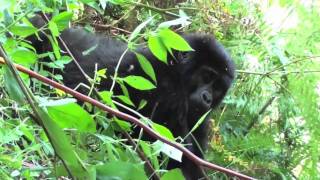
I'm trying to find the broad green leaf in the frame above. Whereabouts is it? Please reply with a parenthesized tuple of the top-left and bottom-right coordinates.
(51, 11, 73, 31)
(48, 21, 59, 37)
(151, 122, 174, 140)
(116, 95, 135, 107)
(161, 168, 184, 180)
(99, 90, 116, 108)
(47, 55, 72, 69)
(114, 118, 131, 131)
(122, 75, 156, 90)
(10, 49, 37, 65)
(47, 36, 61, 59)
(3, 67, 25, 104)
(47, 102, 96, 133)
(119, 82, 129, 97)
(135, 53, 156, 83)
(36, 107, 91, 178)
(159, 28, 193, 52)
(96, 161, 147, 180)
(51, 164, 96, 179)
(9, 25, 37, 37)
(148, 35, 167, 63)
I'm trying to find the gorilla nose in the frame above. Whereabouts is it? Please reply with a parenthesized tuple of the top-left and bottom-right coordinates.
(201, 91, 212, 105)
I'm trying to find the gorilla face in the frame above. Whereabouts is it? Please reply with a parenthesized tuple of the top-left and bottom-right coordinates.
(166, 35, 235, 126)
(132, 34, 235, 179)
(27, 16, 235, 179)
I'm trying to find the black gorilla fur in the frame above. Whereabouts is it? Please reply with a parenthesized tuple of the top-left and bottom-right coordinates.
(28, 15, 235, 179)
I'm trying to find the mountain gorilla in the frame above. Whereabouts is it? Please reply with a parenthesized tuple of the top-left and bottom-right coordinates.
(28, 15, 235, 180)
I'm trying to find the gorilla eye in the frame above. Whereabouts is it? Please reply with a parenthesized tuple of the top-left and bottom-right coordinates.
(203, 71, 217, 84)
(203, 73, 212, 83)
(178, 52, 189, 63)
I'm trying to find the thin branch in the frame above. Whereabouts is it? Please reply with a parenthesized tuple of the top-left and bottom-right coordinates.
(109, 48, 129, 92)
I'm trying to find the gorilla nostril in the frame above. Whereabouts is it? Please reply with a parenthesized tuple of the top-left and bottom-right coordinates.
(201, 91, 212, 105)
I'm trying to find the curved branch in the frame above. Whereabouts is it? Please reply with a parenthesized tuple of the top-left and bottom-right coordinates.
(0, 58, 255, 180)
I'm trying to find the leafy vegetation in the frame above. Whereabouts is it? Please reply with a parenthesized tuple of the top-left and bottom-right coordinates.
(0, 0, 319, 179)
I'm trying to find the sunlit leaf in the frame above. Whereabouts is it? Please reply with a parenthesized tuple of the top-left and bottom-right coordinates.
(161, 168, 184, 180)
(122, 75, 156, 90)
(10, 49, 37, 65)
(51, 11, 73, 31)
(151, 122, 174, 140)
(116, 95, 135, 107)
(3, 67, 25, 104)
(135, 53, 156, 83)
(158, 28, 193, 52)
(47, 102, 96, 133)
(9, 25, 37, 37)
(148, 35, 167, 63)
(190, 110, 211, 133)
(96, 161, 147, 180)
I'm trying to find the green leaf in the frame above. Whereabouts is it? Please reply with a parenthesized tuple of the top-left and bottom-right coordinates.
(10, 49, 37, 65)
(190, 110, 211, 133)
(46, 102, 96, 133)
(137, 99, 147, 110)
(36, 107, 91, 178)
(122, 75, 156, 90)
(47, 56, 72, 69)
(161, 168, 184, 180)
(113, 118, 131, 131)
(151, 122, 175, 140)
(148, 35, 167, 63)
(140, 140, 160, 170)
(48, 21, 59, 37)
(47, 36, 61, 59)
(9, 25, 37, 37)
(115, 95, 135, 107)
(96, 161, 147, 180)
(135, 53, 156, 83)
(51, 11, 73, 31)
(99, 91, 116, 108)
(3, 67, 26, 104)
(158, 28, 193, 52)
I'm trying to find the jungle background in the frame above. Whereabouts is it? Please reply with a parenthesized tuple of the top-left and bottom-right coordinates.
(0, 0, 319, 179)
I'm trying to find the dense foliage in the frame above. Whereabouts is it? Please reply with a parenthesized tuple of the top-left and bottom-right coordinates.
(0, 0, 319, 179)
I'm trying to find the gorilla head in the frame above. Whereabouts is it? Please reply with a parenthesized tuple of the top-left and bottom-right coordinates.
(28, 15, 235, 179)
(140, 34, 235, 179)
